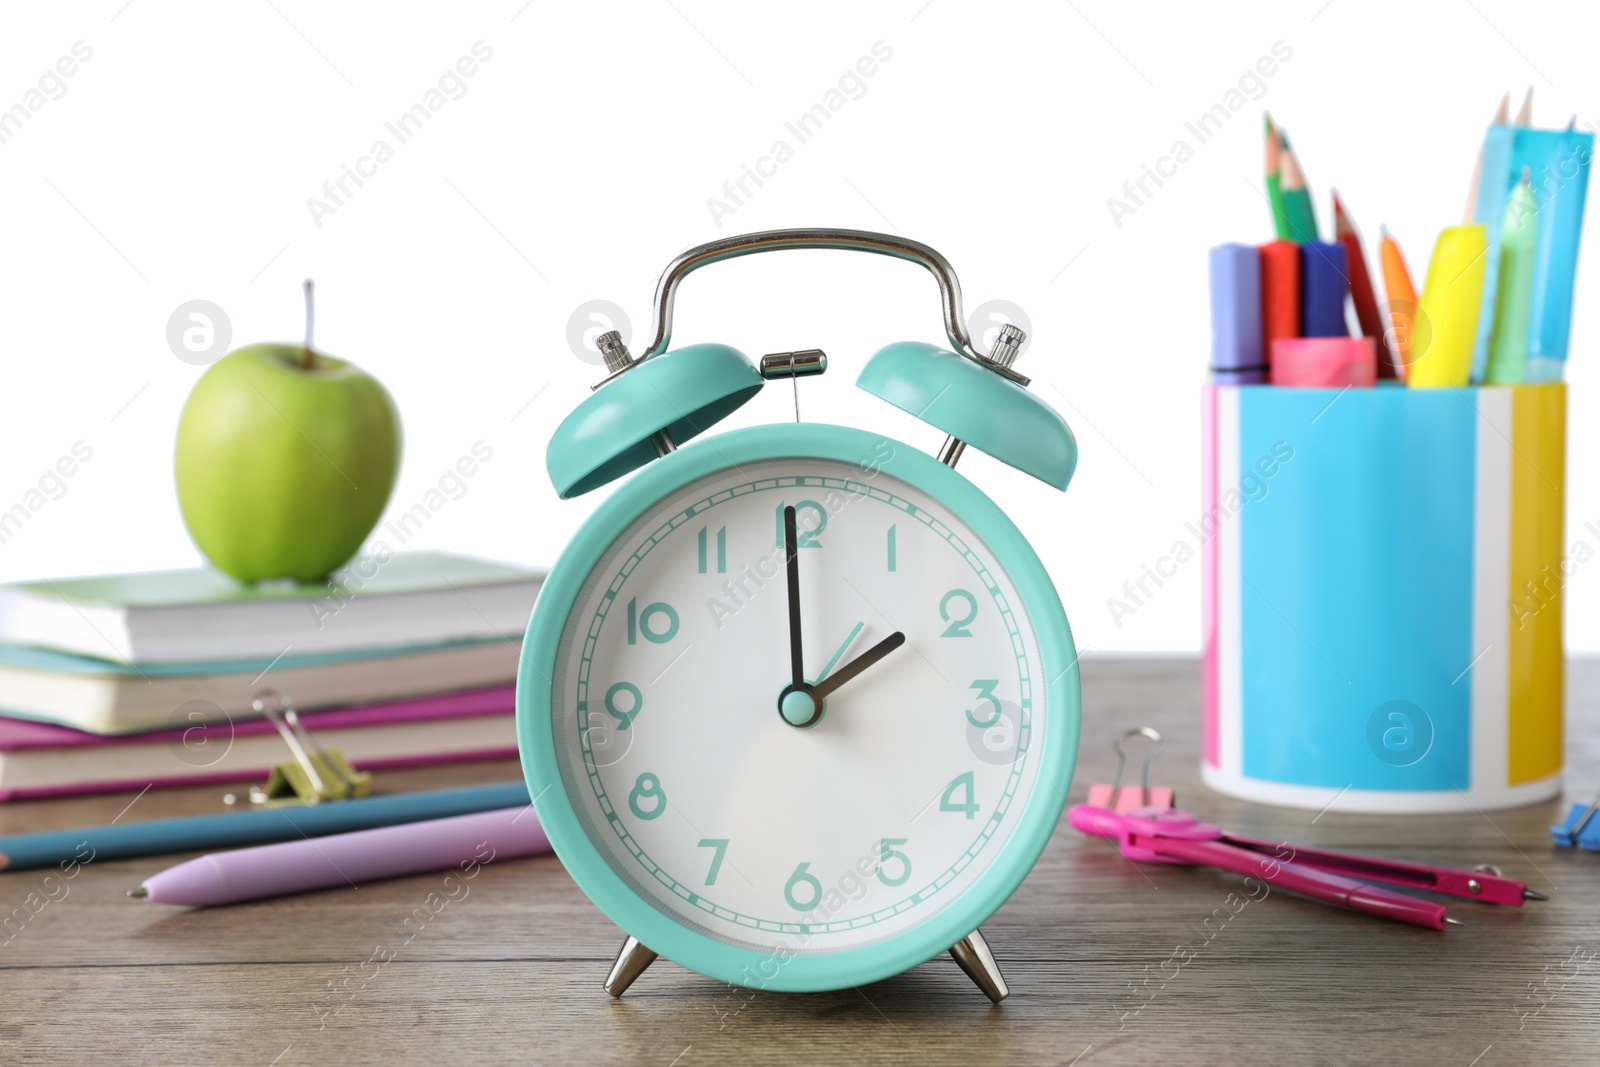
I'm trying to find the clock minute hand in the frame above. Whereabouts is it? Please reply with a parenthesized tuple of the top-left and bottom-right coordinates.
(811, 632, 906, 700)
(784, 505, 804, 688)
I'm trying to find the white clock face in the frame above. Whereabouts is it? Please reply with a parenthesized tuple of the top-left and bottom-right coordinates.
(549, 453, 1048, 956)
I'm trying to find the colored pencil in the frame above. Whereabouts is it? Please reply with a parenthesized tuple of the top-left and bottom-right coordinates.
(1464, 92, 1512, 226)
(1514, 86, 1532, 127)
(1278, 130, 1319, 242)
(1333, 191, 1403, 378)
(1264, 113, 1292, 240)
(0, 781, 533, 871)
(1466, 93, 1520, 380)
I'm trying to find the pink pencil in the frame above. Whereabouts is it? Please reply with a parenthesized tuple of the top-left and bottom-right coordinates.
(129, 806, 549, 906)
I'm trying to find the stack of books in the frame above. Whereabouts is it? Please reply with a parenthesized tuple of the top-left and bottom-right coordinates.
(0, 551, 543, 800)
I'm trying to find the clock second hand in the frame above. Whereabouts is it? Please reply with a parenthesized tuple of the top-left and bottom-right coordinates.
(815, 621, 864, 684)
(812, 632, 906, 700)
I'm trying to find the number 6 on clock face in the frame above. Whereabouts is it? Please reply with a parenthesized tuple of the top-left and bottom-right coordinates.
(520, 424, 1080, 994)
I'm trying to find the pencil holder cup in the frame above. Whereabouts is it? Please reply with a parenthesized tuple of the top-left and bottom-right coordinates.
(1201, 382, 1567, 813)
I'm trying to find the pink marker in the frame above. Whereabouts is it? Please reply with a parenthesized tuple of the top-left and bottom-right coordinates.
(129, 806, 550, 907)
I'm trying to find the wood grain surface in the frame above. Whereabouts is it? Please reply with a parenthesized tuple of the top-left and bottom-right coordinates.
(3, 656, 1597, 1066)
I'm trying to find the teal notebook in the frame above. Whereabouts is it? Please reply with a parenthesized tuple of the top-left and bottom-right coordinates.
(0, 551, 544, 666)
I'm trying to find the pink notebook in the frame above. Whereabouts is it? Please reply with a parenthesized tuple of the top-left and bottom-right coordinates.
(0, 686, 518, 801)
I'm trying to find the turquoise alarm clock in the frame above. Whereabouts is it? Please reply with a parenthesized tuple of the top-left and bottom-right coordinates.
(517, 229, 1080, 1002)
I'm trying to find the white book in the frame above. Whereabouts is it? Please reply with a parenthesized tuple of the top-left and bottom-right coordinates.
(0, 551, 543, 666)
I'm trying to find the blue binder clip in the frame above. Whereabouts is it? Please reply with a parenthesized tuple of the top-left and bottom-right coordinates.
(1550, 792, 1600, 850)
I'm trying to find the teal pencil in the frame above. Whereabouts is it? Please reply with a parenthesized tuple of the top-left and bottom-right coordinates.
(0, 782, 531, 871)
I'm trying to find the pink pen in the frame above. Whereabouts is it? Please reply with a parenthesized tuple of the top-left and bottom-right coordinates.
(129, 806, 550, 907)
(1069, 804, 1545, 930)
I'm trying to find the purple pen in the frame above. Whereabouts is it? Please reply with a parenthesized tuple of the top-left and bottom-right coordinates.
(129, 806, 550, 906)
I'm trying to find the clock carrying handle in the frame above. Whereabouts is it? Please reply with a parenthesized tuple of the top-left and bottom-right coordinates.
(546, 226, 1070, 499)
(638, 228, 991, 362)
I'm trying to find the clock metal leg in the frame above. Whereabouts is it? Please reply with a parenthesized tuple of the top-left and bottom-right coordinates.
(603, 935, 659, 997)
(949, 928, 1009, 1003)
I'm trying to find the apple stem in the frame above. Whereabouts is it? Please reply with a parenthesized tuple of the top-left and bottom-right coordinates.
(300, 279, 316, 370)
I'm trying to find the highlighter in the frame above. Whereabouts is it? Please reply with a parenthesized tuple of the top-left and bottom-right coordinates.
(1209, 243, 1265, 384)
(1299, 241, 1349, 338)
(1408, 224, 1488, 388)
(1259, 240, 1300, 372)
(1378, 227, 1417, 379)
(1485, 177, 1539, 384)
(1522, 128, 1594, 381)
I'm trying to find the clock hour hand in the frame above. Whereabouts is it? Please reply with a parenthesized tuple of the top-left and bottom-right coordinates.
(811, 632, 906, 700)
(783, 505, 804, 688)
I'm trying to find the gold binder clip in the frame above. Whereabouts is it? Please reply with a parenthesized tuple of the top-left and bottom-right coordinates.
(223, 689, 372, 808)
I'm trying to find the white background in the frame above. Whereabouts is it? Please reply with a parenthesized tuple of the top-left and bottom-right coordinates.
(0, 0, 1596, 653)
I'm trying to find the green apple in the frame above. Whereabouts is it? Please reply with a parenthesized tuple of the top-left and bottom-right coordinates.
(175, 343, 402, 582)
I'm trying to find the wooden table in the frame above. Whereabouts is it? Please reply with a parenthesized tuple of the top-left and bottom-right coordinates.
(4, 657, 1598, 1066)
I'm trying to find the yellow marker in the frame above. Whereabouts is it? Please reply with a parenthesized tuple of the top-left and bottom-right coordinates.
(1408, 224, 1488, 388)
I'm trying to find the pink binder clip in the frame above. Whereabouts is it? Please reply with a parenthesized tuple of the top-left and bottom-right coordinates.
(1086, 727, 1174, 813)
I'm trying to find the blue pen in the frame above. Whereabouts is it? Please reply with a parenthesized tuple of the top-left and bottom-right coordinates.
(0, 782, 532, 871)
(1299, 241, 1349, 338)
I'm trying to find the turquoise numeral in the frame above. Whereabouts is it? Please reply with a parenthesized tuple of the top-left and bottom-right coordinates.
(697, 526, 726, 574)
(887, 524, 897, 571)
(939, 589, 978, 637)
(604, 681, 642, 730)
(940, 772, 979, 820)
(628, 773, 666, 820)
(774, 500, 828, 549)
(626, 598, 680, 644)
(784, 862, 823, 911)
(698, 838, 729, 885)
(964, 680, 1001, 727)
(877, 838, 911, 887)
